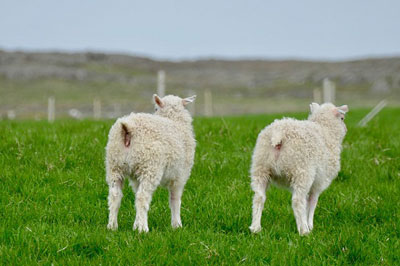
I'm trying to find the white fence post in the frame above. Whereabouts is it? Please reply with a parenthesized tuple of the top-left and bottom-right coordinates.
(93, 98, 101, 120)
(204, 90, 213, 117)
(313, 88, 322, 103)
(7, 110, 16, 120)
(157, 70, 166, 97)
(48, 97, 55, 122)
(358, 100, 387, 127)
(323, 78, 335, 103)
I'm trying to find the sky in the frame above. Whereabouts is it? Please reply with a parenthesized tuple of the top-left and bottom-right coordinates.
(1, 0, 400, 60)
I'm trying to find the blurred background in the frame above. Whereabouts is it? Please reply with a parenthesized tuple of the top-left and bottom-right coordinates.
(1, 0, 399, 119)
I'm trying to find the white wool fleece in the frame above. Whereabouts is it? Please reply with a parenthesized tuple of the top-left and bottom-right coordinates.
(249, 103, 349, 235)
(105, 94, 196, 233)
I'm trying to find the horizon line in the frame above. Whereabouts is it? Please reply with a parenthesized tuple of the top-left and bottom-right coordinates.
(1, 47, 400, 63)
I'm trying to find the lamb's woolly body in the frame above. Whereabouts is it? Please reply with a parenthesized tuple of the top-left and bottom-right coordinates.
(252, 118, 338, 190)
(249, 103, 348, 235)
(106, 113, 194, 187)
(106, 95, 196, 232)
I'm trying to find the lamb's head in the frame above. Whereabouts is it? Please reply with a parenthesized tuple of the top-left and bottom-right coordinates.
(153, 94, 196, 124)
(308, 102, 349, 141)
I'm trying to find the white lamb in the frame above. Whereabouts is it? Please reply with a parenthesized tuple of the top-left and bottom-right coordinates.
(106, 94, 196, 233)
(249, 103, 349, 235)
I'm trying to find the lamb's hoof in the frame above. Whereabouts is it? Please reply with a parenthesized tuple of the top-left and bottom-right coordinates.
(249, 224, 262, 233)
(308, 223, 314, 231)
(299, 228, 311, 236)
(171, 221, 182, 229)
(133, 221, 149, 233)
(107, 222, 118, 231)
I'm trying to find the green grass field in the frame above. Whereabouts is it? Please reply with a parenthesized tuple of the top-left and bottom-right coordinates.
(0, 109, 399, 265)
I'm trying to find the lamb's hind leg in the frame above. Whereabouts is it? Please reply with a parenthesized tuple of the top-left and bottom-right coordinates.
(168, 182, 185, 228)
(133, 173, 161, 233)
(107, 174, 124, 230)
(249, 176, 270, 233)
(129, 179, 139, 194)
(307, 190, 320, 231)
(291, 177, 313, 236)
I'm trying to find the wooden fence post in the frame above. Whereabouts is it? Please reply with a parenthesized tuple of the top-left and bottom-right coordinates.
(204, 90, 213, 116)
(93, 98, 101, 120)
(48, 97, 55, 122)
(323, 78, 335, 103)
(7, 110, 16, 120)
(157, 70, 166, 97)
(313, 88, 322, 103)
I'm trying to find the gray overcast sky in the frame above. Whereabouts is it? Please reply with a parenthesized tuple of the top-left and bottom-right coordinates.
(1, 0, 399, 60)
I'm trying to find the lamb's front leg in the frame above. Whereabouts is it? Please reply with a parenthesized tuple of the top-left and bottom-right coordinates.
(169, 183, 185, 228)
(133, 179, 158, 233)
(107, 178, 124, 230)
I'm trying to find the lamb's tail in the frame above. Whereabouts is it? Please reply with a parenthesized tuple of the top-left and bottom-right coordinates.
(121, 122, 132, 148)
(270, 130, 283, 151)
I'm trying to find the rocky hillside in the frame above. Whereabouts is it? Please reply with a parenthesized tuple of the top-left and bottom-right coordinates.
(0, 50, 399, 117)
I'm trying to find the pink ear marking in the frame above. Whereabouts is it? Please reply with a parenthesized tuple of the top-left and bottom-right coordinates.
(333, 109, 340, 116)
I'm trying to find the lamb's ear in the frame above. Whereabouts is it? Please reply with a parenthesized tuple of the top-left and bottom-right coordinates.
(153, 94, 164, 108)
(338, 105, 349, 114)
(309, 102, 320, 113)
(183, 95, 196, 106)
